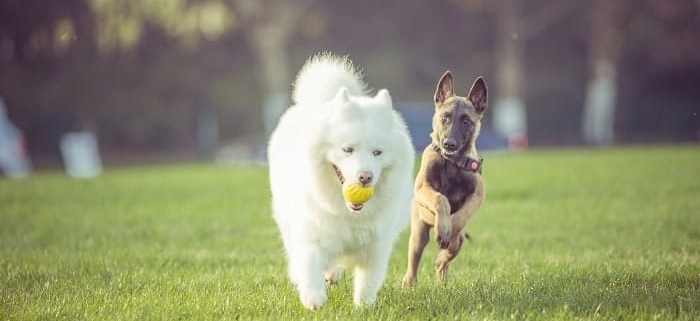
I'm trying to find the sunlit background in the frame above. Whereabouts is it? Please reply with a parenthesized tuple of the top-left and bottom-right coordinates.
(0, 0, 698, 174)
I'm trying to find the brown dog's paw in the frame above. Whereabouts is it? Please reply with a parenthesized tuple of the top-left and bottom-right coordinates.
(436, 235, 450, 249)
(435, 226, 452, 249)
(401, 273, 417, 288)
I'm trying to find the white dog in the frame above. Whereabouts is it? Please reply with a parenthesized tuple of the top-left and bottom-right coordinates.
(267, 53, 415, 309)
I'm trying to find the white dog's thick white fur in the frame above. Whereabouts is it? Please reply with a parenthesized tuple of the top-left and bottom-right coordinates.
(268, 53, 415, 310)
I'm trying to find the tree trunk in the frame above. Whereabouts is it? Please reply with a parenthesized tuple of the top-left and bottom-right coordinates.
(582, 0, 624, 146)
(234, 0, 315, 139)
(249, 25, 291, 139)
(492, 0, 528, 149)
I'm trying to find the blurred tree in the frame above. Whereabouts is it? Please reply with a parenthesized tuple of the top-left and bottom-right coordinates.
(227, 0, 318, 138)
(87, 0, 234, 53)
(0, 0, 95, 61)
(583, 0, 700, 145)
(492, 0, 526, 148)
(0, 0, 697, 162)
(0, 0, 236, 59)
(454, 0, 588, 148)
(615, 0, 700, 142)
(0, 0, 247, 157)
(582, 0, 625, 146)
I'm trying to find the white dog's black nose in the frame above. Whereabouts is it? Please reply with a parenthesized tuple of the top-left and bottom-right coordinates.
(358, 171, 373, 185)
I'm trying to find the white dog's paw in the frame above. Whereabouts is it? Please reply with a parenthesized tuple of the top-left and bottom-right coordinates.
(299, 288, 327, 310)
(324, 268, 342, 285)
(353, 294, 376, 308)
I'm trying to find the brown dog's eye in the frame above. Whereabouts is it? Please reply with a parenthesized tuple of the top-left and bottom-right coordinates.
(372, 150, 383, 156)
(440, 116, 448, 124)
(462, 118, 472, 126)
(342, 147, 354, 153)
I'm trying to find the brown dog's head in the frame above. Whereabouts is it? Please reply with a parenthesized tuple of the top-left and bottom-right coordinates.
(431, 71, 487, 157)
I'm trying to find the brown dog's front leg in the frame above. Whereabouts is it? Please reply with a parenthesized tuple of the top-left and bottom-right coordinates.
(435, 179, 485, 282)
(402, 207, 430, 288)
(435, 233, 464, 282)
(414, 181, 452, 249)
(434, 194, 452, 249)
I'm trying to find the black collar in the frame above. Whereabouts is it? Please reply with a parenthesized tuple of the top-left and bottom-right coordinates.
(430, 142, 483, 174)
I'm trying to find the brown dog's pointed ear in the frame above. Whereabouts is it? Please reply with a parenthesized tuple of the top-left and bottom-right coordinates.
(434, 71, 454, 105)
(467, 76, 487, 114)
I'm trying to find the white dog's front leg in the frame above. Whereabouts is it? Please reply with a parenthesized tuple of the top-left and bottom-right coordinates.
(290, 246, 328, 310)
(352, 248, 390, 307)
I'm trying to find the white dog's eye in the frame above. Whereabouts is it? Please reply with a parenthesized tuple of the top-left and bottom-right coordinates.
(342, 147, 354, 153)
(372, 149, 383, 156)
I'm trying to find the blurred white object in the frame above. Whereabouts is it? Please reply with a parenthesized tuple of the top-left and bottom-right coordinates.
(60, 131, 102, 178)
(493, 97, 527, 138)
(0, 96, 31, 178)
(582, 59, 616, 146)
(493, 97, 528, 150)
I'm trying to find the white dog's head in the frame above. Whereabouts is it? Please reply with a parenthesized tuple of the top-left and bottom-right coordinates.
(323, 87, 398, 212)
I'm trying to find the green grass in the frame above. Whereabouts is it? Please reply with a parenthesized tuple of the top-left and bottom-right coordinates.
(1, 145, 699, 320)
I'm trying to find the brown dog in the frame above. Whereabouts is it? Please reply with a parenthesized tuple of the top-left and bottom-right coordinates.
(402, 71, 487, 287)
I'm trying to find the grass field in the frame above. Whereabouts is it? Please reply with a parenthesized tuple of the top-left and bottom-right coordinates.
(1, 145, 699, 320)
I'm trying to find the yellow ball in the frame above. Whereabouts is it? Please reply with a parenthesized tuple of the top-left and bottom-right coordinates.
(342, 183, 374, 204)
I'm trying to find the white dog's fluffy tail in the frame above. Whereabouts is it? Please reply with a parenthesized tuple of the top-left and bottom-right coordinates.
(292, 53, 368, 106)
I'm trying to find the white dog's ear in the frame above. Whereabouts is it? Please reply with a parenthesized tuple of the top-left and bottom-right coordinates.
(375, 89, 392, 106)
(334, 87, 351, 103)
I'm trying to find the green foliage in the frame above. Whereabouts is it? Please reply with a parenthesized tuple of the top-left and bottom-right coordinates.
(88, 0, 234, 52)
(1, 146, 699, 320)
